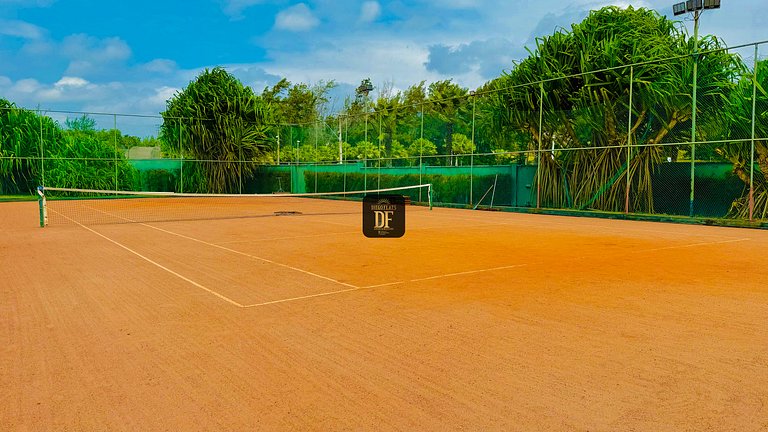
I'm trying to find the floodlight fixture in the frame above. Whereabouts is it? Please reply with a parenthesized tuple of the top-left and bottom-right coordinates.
(673, 0, 720, 15)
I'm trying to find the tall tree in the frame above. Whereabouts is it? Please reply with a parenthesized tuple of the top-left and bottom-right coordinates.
(428, 80, 469, 164)
(718, 59, 768, 219)
(374, 84, 404, 158)
(487, 6, 741, 212)
(161, 67, 273, 193)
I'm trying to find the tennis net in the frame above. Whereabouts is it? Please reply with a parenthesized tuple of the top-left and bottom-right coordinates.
(37, 184, 432, 226)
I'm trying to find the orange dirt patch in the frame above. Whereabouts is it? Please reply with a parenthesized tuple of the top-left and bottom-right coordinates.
(2, 199, 768, 430)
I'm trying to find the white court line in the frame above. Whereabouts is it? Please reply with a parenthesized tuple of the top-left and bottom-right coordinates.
(49, 209, 246, 308)
(360, 264, 529, 289)
(77, 203, 357, 289)
(635, 237, 751, 253)
(59, 204, 752, 309)
(139, 224, 358, 289)
(408, 264, 529, 282)
(243, 286, 368, 307)
(247, 263, 531, 306)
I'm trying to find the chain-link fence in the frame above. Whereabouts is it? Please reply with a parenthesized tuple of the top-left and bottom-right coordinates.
(2, 40, 767, 224)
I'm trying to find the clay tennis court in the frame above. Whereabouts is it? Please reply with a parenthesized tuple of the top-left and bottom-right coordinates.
(2, 197, 768, 431)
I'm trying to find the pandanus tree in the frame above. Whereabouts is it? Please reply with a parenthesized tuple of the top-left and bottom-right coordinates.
(161, 67, 273, 193)
(486, 6, 741, 212)
(718, 59, 768, 219)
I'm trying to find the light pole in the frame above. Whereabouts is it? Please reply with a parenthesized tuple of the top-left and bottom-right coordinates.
(338, 116, 343, 164)
(673, 0, 721, 217)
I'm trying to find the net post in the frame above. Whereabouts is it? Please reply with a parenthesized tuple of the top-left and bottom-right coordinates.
(750, 43, 758, 221)
(428, 184, 433, 210)
(37, 186, 48, 227)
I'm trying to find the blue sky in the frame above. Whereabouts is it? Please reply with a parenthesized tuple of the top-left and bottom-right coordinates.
(1, 0, 767, 135)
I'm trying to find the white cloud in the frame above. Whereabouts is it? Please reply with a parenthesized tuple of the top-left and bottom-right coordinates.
(57, 35, 132, 77)
(359, 1, 381, 23)
(0, 19, 45, 39)
(61, 34, 131, 62)
(221, 0, 264, 19)
(263, 39, 443, 92)
(3, 0, 767, 127)
(141, 59, 178, 74)
(426, 38, 516, 79)
(12, 78, 42, 93)
(274, 4, 319, 32)
(148, 86, 179, 105)
(54, 76, 89, 87)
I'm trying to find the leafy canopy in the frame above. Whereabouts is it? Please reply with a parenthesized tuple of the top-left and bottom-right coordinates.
(161, 67, 273, 193)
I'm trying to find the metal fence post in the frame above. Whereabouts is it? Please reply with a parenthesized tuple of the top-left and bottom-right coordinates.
(419, 102, 424, 202)
(689, 12, 701, 217)
(113, 114, 118, 191)
(750, 43, 758, 221)
(470, 91, 476, 207)
(238, 119, 243, 194)
(38, 109, 45, 187)
(625, 65, 634, 214)
(537, 82, 544, 209)
(364, 114, 368, 191)
(338, 116, 343, 164)
(179, 119, 184, 193)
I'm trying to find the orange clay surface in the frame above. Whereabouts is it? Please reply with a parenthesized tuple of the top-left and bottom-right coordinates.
(2, 198, 768, 431)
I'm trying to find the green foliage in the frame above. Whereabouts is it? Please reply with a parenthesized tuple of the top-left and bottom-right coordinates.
(161, 67, 273, 193)
(262, 78, 336, 124)
(389, 140, 409, 160)
(46, 125, 138, 190)
(0, 101, 138, 193)
(717, 59, 768, 218)
(486, 6, 742, 213)
(428, 80, 470, 156)
(451, 133, 475, 155)
(350, 140, 381, 162)
(408, 138, 438, 159)
(65, 115, 97, 132)
(0, 99, 49, 193)
(138, 169, 177, 192)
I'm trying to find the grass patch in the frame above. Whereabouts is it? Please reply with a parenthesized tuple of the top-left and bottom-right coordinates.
(0, 195, 38, 202)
